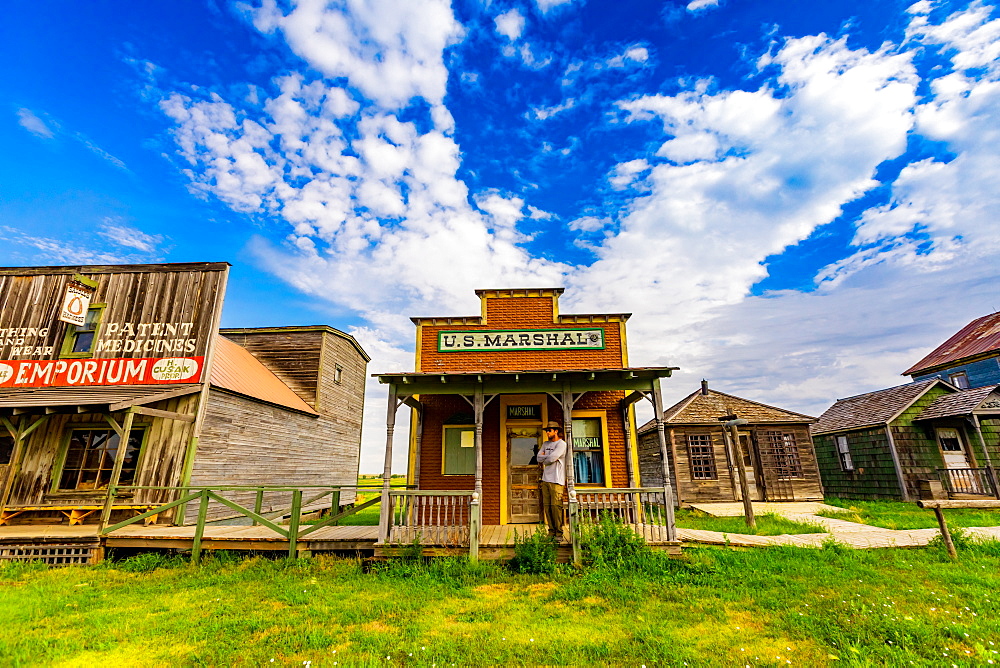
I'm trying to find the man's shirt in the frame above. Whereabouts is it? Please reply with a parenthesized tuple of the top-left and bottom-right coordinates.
(537, 438, 567, 484)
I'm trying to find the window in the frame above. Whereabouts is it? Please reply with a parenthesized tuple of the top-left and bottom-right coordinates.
(58, 427, 144, 491)
(571, 417, 604, 485)
(60, 305, 104, 357)
(687, 434, 717, 480)
(0, 434, 14, 466)
(835, 435, 854, 472)
(938, 428, 963, 452)
(443, 426, 475, 475)
(762, 431, 803, 479)
(334, 364, 343, 384)
(948, 371, 970, 389)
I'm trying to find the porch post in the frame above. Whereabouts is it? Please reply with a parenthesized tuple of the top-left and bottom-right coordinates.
(0, 415, 49, 519)
(471, 386, 484, 560)
(99, 410, 136, 529)
(972, 415, 998, 497)
(621, 404, 636, 488)
(651, 378, 677, 542)
(412, 403, 424, 488)
(561, 385, 581, 564)
(378, 386, 398, 545)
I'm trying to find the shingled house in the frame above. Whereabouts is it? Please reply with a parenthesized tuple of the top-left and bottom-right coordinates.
(637, 382, 823, 504)
(905, 311, 1000, 389)
(812, 380, 1000, 500)
(0, 263, 368, 527)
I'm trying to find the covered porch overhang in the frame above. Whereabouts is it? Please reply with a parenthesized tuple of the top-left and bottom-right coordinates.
(0, 384, 203, 524)
(372, 367, 681, 561)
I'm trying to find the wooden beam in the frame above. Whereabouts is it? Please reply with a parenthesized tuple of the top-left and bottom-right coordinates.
(918, 499, 1000, 509)
(128, 406, 196, 422)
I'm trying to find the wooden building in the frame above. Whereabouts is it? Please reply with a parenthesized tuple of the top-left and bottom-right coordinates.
(0, 263, 368, 526)
(372, 288, 680, 559)
(812, 380, 1000, 500)
(905, 311, 1000, 389)
(636, 381, 823, 504)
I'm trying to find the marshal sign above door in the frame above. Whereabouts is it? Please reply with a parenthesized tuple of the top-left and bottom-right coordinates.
(438, 329, 604, 352)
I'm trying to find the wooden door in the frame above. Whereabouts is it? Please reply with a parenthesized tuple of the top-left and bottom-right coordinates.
(938, 428, 971, 469)
(508, 427, 541, 523)
(754, 431, 796, 501)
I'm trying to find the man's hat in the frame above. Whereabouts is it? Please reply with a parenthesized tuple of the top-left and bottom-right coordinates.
(544, 421, 563, 431)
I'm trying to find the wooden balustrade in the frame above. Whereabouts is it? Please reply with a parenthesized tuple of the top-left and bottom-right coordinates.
(937, 468, 998, 497)
(386, 490, 475, 548)
(572, 487, 675, 544)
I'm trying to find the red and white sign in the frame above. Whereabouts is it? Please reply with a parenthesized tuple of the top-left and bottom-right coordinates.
(59, 282, 95, 327)
(0, 357, 203, 388)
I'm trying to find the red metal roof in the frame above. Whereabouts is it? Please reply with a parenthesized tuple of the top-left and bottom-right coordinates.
(210, 336, 317, 415)
(904, 311, 1000, 376)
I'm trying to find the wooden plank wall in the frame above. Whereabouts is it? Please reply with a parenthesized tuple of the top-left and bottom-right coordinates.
(190, 329, 367, 522)
(813, 429, 901, 500)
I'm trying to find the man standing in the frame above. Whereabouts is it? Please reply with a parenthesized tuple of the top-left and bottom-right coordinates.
(537, 421, 567, 538)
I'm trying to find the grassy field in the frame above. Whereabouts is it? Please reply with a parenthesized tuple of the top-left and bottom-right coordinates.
(674, 509, 826, 535)
(821, 498, 1000, 530)
(3, 538, 1000, 666)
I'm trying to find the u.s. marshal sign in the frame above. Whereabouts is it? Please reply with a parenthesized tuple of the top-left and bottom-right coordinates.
(438, 329, 604, 352)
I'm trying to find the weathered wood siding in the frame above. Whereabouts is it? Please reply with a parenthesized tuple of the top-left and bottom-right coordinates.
(5, 393, 198, 509)
(814, 429, 900, 500)
(191, 328, 367, 522)
(0, 263, 227, 361)
(220, 329, 324, 407)
(913, 356, 1000, 389)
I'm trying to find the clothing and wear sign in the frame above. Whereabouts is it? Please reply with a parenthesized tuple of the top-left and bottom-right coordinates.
(0, 356, 204, 387)
(438, 328, 604, 352)
(58, 281, 95, 327)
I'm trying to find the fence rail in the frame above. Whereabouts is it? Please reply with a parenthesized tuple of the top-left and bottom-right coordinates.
(937, 468, 998, 498)
(572, 487, 676, 544)
(384, 490, 476, 549)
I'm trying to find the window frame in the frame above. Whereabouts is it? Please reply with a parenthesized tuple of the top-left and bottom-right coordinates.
(59, 303, 107, 359)
(51, 423, 149, 494)
(570, 410, 612, 487)
(334, 364, 343, 384)
(762, 430, 804, 479)
(686, 433, 718, 480)
(835, 435, 854, 472)
(441, 424, 476, 476)
(948, 371, 970, 389)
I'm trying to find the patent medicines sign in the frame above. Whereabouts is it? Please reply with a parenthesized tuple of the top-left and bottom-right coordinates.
(438, 329, 604, 352)
(0, 357, 203, 388)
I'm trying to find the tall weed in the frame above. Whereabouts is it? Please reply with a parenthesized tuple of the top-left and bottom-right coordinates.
(577, 512, 650, 568)
(510, 527, 557, 574)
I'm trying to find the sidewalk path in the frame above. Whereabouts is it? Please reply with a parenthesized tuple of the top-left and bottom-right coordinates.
(677, 501, 1000, 549)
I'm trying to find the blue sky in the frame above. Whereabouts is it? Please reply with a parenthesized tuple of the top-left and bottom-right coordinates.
(2, 0, 999, 470)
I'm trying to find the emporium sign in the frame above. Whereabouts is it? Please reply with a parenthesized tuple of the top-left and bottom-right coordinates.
(438, 329, 604, 352)
(0, 357, 204, 388)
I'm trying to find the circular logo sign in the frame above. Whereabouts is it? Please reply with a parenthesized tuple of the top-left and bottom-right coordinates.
(151, 358, 199, 382)
(0, 363, 14, 385)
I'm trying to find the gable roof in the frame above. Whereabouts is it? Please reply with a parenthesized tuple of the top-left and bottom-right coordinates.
(812, 379, 944, 435)
(638, 387, 815, 434)
(904, 311, 1000, 376)
(209, 336, 318, 416)
(915, 385, 1000, 421)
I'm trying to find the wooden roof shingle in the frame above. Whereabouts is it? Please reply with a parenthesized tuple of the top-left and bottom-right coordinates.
(638, 387, 815, 434)
(812, 379, 944, 435)
(915, 385, 1000, 420)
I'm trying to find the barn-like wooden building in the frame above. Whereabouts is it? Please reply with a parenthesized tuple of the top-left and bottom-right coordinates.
(0, 262, 368, 528)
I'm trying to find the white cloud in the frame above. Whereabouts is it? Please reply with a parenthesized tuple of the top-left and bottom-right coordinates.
(98, 221, 165, 253)
(529, 98, 576, 120)
(17, 108, 54, 138)
(608, 159, 650, 190)
(687, 0, 720, 12)
(535, 0, 580, 13)
(607, 45, 650, 68)
(495, 9, 526, 41)
(0, 225, 162, 266)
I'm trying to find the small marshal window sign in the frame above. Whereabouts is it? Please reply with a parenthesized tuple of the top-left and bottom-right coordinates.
(507, 404, 541, 420)
(438, 329, 604, 352)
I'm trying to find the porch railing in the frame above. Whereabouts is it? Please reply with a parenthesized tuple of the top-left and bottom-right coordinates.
(571, 487, 676, 546)
(98, 484, 383, 563)
(383, 490, 478, 554)
(937, 468, 999, 498)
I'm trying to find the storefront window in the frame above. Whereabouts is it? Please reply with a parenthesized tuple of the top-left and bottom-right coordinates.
(571, 417, 604, 485)
(60, 305, 104, 357)
(443, 426, 476, 475)
(58, 427, 143, 491)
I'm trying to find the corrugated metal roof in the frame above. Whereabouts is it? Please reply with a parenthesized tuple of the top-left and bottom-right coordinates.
(812, 380, 942, 435)
(904, 311, 1000, 376)
(0, 384, 201, 410)
(210, 336, 318, 415)
(915, 385, 1000, 420)
(638, 387, 815, 434)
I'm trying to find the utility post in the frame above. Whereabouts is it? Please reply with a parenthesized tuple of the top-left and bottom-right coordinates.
(719, 414, 754, 529)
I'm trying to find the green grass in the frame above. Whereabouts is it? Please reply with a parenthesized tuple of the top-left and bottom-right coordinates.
(4, 542, 1000, 666)
(674, 508, 827, 535)
(820, 498, 1000, 530)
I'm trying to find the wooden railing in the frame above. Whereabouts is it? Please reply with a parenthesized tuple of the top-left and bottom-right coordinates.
(937, 468, 998, 498)
(571, 487, 677, 547)
(383, 490, 479, 556)
(99, 485, 382, 563)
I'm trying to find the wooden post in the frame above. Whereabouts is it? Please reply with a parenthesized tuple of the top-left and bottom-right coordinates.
(933, 506, 958, 561)
(720, 424, 741, 501)
(378, 387, 398, 545)
(728, 420, 756, 530)
(329, 489, 341, 525)
(413, 404, 424, 488)
(191, 489, 210, 564)
(621, 404, 636, 488)
(288, 489, 302, 559)
(99, 410, 136, 529)
(469, 492, 481, 561)
(471, 387, 484, 561)
(651, 379, 677, 542)
(562, 386, 581, 565)
(253, 489, 264, 526)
